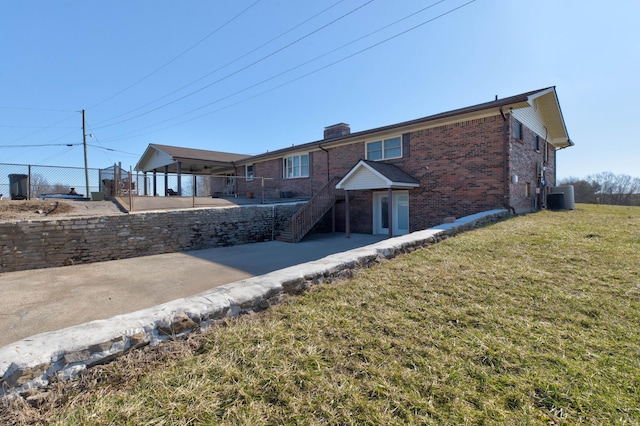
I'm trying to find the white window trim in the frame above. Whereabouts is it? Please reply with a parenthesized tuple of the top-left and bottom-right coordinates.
(245, 164, 254, 181)
(283, 153, 309, 179)
(366, 136, 403, 161)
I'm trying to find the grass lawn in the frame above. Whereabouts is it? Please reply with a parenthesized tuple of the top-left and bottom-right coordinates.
(4, 204, 640, 425)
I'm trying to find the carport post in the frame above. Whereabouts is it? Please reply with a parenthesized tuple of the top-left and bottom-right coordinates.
(164, 166, 169, 196)
(177, 162, 182, 196)
(153, 171, 157, 196)
(143, 172, 148, 196)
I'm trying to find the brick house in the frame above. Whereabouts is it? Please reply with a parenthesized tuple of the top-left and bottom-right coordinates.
(137, 87, 572, 241)
(230, 87, 573, 240)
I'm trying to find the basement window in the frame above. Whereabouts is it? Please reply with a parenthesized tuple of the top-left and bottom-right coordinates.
(366, 136, 402, 160)
(284, 154, 309, 178)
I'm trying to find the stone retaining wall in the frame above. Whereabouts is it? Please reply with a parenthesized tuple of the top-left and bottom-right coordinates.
(0, 203, 303, 273)
(0, 209, 508, 398)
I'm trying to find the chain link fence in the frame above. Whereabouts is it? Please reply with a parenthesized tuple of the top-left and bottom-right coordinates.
(144, 174, 313, 200)
(130, 173, 311, 201)
(0, 163, 103, 200)
(1, 162, 316, 207)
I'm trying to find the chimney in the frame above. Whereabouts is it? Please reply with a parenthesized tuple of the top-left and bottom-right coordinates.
(324, 123, 350, 140)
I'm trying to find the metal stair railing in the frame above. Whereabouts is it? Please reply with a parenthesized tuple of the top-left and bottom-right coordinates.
(281, 176, 343, 243)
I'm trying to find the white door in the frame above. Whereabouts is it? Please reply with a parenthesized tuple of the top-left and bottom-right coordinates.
(223, 175, 235, 195)
(373, 191, 409, 236)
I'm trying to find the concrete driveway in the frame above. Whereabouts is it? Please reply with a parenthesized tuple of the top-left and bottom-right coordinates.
(0, 233, 385, 347)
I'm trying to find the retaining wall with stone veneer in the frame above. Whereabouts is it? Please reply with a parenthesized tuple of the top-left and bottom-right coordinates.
(0, 203, 303, 273)
(0, 209, 507, 399)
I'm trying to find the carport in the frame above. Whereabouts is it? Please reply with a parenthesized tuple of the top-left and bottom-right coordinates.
(135, 144, 250, 196)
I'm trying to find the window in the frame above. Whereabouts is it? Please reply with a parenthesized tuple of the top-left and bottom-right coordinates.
(515, 121, 523, 140)
(284, 154, 309, 178)
(366, 136, 402, 160)
(245, 164, 254, 181)
(534, 134, 540, 151)
(525, 182, 531, 198)
(545, 142, 550, 162)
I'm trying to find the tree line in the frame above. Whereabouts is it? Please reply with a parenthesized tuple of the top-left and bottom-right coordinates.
(560, 172, 640, 206)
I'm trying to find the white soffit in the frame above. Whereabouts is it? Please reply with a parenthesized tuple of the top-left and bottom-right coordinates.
(528, 88, 571, 148)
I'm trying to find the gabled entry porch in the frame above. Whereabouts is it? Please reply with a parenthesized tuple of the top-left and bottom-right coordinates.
(336, 160, 420, 238)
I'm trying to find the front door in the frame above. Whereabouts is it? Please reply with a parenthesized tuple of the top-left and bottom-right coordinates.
(373, 191, 409, 236)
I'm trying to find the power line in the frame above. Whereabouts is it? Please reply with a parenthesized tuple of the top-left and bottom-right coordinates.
(0, 106, 76, 113)
(101, 0, 473, 141)
(88, 0, 263, 110)
(34, 145, 78, 166)
(154, 0, 452, 125)
(91, 0, 377, 130)
(90, 0, 348, 127)
(0, 143, 81, 148)
(5, 113, 78, 145)
(87, 144, 139, 157)
(0, 125, 77, 129)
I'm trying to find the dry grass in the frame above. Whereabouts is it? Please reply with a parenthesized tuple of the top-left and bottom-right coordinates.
(0, 200, 74, 220)
(2, 204, 639, 425)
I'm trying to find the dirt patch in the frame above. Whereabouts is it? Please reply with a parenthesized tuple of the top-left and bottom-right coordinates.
(0, 199, 125, 221)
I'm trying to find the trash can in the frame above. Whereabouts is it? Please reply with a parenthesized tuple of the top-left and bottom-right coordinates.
(9, 174, 28, 200)
(547, 193, 565, 211)
(91, 191, 105, 201)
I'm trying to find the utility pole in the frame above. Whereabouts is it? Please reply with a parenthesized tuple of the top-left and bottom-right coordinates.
(82, 109, 90, 198)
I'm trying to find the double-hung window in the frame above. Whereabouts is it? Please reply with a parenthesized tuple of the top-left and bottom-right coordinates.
(366, 136, 402, 161)
(284, 154, 309, 178)
(245, 164, 254, 181)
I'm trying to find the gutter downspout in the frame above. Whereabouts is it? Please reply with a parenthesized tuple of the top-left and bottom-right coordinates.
(319, 145, 330, 182)
(319, 144, 335, 232)
(500, 106, 515, 214)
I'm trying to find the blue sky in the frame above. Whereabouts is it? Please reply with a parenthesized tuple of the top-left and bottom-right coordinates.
(2, 0, 639, 180)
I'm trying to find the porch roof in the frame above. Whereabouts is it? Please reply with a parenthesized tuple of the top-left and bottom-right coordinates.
(135, 144, 250, 175)
(336, 160, 420, 191)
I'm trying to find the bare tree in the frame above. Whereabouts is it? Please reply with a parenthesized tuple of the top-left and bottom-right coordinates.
(586, 172, 640, 206)
(559, 177, 600, 204)
(29, 174, 53, 197)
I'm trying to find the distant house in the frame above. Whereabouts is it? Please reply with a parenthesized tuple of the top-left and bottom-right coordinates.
(137, 87, 573, 241)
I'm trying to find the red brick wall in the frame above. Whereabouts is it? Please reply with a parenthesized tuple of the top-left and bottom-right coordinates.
(235, 153, 331, 199)
(508, 115, 556, 213)
(239, 113, 557, 233)
(401, 115, 506, 229)
(321, 115, 509, 231)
